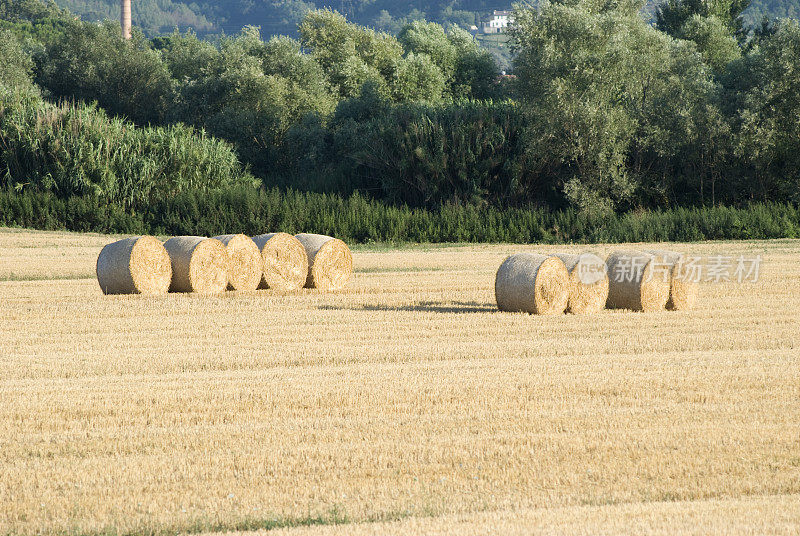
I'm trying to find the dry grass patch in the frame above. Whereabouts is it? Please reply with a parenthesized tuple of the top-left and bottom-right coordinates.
(0, 229, 799, 535)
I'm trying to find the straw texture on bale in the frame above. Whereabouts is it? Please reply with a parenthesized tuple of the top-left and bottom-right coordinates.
(646, 250, 699, 311)
(163, 237, 228, 294)
(495, 253, 570, 314)
(555, 253, 609, 314)
(605, 251, 670, 312)
(295, 234, 353, 291)
(251, 233, 309, 291)
(212, 234, 262, 291)
(96, 236, 172, 295)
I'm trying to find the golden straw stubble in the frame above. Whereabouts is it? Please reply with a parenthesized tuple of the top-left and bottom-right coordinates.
(252, 233, 309, 291)
(163, 236, 228, 294)
(495, 253, 570, 314)
(96, 236, 171, 295)
(295, 233, 353, 291)
(555, 253, 609, 314)
(646, 249, 699, 311)
(605, 251, 670, 312)
(212, 234, 262, 291)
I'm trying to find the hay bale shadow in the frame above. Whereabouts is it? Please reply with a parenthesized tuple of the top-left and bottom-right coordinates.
(319, 300, 496, 314)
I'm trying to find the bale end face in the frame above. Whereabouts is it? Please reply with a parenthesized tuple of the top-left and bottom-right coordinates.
(164, 237, 228, 294)
(296, 234, 353, 292)
(606, 251, 670, 312)
(647, 250, 699, 311)
(495, 253, 570, 315)
(555, 253, 609, 314)
(213, 234, 262, 291)
(96, 236, 171, 295)
(252, 233, 309, 291)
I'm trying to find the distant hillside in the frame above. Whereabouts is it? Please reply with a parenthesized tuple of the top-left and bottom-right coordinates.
(746, 0, 800, 22)
(54, 0, 216, 33)
(50, 1, 498, 36)
(53, 0, 798, 37)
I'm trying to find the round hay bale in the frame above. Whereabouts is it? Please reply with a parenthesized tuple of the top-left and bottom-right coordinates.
(212, 234, 262, 291)
(163, 236, 228, 294)
(252, 233, 309, 291)
(495, 253, 570, 314)
(96, 236, 172, 295)
(605, 251, 670, 312)
(555, 253, 609, 314)
(646, 250, 699, 311)
(295, 233, 353, 291)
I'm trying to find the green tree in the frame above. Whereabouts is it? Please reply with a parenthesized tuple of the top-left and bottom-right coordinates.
(0, 0, 73, 44)
(0, 0, 66, 26)
(299, 9, 403, 100)
(153, 30, 219, 82)
(656, 0, 750, 43)
(174, 27, 336, 176)
(398, 20, 458, 80)
(512, 1, 720, 212)
(398, 21, 499, 100)
(392, 52, 447, 102)
(35, 19, 174, 125)
(0, 29, 37, 91)
(736, 20, 800, 202)
(452, 48, 501, 100)
(678, 14, 741, 73)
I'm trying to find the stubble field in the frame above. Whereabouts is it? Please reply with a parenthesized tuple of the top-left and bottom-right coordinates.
(0, 227, 799, 535)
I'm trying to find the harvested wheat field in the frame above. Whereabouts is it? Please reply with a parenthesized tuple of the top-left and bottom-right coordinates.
(1, 228, 799, 536)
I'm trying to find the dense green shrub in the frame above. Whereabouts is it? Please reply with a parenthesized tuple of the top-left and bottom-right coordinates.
(0, 188, 145, 232)
(349, 100, 537, 208)
(2, 187, 797, 244)
(0, 86, 256, 208)
(272, 100, 539, 209)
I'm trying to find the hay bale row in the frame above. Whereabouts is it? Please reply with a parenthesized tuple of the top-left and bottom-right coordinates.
(495, 250, 697, 314)
(97, 233, 353, 295)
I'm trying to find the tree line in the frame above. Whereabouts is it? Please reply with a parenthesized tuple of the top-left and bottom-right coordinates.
(0, 0, 799, 220)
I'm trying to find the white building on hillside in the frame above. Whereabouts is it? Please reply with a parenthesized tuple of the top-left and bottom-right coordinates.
(482, 10, 513, 34)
